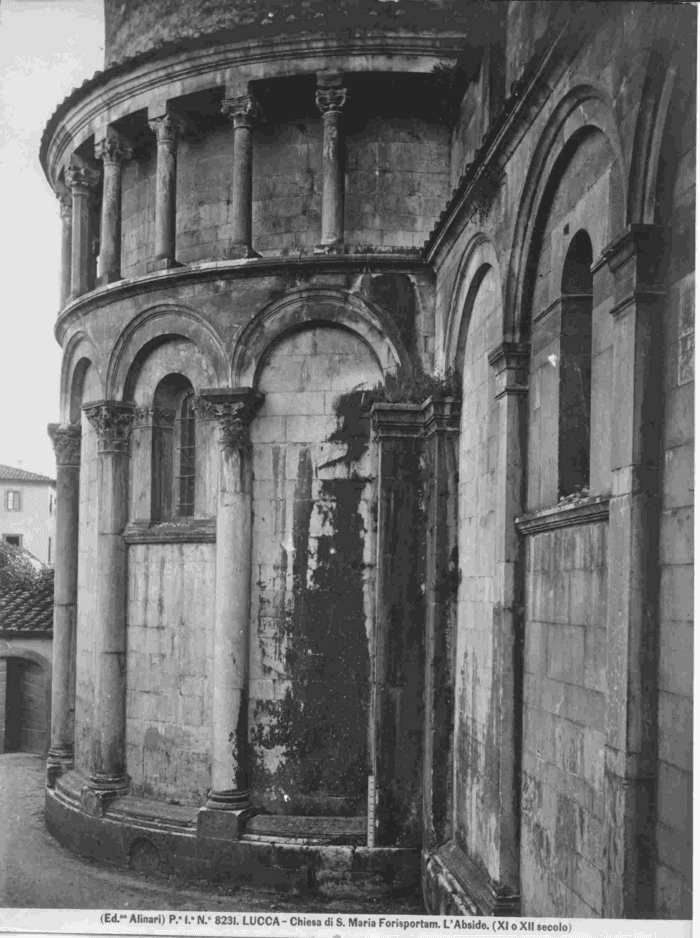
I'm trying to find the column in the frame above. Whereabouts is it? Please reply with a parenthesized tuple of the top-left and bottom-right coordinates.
(46, 423, 82, 787)
(147, 109, 185, 271)
(65, 161, 99, 301)
(221, 93, 261, 259)
(57, 188, 72, 308)
(82, 401, 135, 809)
(95, 129, 132, 284)
(315, 74, 347, 253)
(196, 388, 263, 838)
(421, 395, 460, 852)
(371, 403, 425, 846)
(600, 224, 664, 917)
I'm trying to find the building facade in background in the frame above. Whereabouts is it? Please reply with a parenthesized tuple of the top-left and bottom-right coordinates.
(40, 0, 694, 918)
(0, 465, 56, 566)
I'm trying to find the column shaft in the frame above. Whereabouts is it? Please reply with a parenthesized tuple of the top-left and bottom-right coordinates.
(199, 388, 263, 814)
(83, 401, 135, 793)
(316, 80, 347, 252)
(58, 192, 72, 308)
(96, 132, 131, 284)
(46, 424, 81, 786)
(65, 163, 99, 301)
(222, 95, 261, 259)
(148, 113, 184, 270)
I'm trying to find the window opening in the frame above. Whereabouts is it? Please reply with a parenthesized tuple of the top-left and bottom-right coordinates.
(177, 393, 196, 518)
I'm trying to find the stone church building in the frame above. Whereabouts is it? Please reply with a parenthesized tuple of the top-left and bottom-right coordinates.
(41, 0, 694, 918)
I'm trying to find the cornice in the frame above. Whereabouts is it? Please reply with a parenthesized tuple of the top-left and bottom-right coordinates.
(41, 31, 464, 187)
(54, 252, 429, 346)
(515, 494, 610, 535)
(123, 519, 216, 544)
(423, 4, 610, 265)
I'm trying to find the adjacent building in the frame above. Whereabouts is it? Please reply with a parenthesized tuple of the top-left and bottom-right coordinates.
(0, 465, 56, 566)
(40, 0, 694, 918)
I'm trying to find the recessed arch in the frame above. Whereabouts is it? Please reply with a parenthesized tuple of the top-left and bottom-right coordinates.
(443, 235, 502, 377)
(505, 83, 625, 343)
(231, 288, 409, 389)
(60, 333, 104, 424)
(106, 304, 228, 401)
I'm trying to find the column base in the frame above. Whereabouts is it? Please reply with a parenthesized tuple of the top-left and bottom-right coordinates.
(46, 751, 73, 788)
(314, 240, 346, 255)
(146, 256, 184, 273)
(98, 271, 124, 286)
(225, 243, 260, 259)
(80, 778, 128, 818)
(197, 804, 253, 841)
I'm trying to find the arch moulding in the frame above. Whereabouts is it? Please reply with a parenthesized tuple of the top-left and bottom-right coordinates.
(106, 304, 229, 401)
(505, 82, 626, 343)
(231, 288, 410, 388)
(443, 234, 502, 377)
(60, 332, 104, 425)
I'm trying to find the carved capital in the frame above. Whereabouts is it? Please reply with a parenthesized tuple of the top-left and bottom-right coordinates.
(64, 161, 100, 192)
(196, 388, 264, 452)
(57, 187, 72, 220)
(148, 112, 185, 147)
(95, 130, 132, 166)
(488, 341, 529, 399)
(222, 94, 263, 131)
(316, 86, 348, 117)
(422, 395, 461, 438)
(48, 423, 81, 467)
(133, 406, 176, 427)
(83, 401, 135, 454)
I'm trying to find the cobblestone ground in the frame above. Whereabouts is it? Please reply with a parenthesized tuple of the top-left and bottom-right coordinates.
(0, 753, 424, 914)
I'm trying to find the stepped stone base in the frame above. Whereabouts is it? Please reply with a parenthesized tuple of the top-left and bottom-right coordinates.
(46, 773, 419, 898)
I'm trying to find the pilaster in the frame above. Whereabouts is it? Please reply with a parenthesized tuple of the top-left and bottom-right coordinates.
(600, 223, 665, 917)
(57, 187, 73, 309)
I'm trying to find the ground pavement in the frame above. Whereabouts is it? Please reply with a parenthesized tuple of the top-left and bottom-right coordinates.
(0, 753, 424, 914)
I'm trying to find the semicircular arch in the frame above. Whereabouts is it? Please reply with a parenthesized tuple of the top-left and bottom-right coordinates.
(231, 288, 410, 388)
(444, 235, 502, 376)
(60, 332, 104, 424)
(106, 304, 228, 401)
(505, 82, 626, 343)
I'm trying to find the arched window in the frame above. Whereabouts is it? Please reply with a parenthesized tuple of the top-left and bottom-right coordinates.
(558, 230, 593, 498)
(151, 374, 195, 522)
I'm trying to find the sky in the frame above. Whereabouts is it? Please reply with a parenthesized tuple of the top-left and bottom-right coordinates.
(0, 1, 104, 478)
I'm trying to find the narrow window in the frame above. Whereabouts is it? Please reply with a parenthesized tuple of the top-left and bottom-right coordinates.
(3, 535, 22, 548)
(558, 230, 593, 499)
(47, 537, 52, 565)
(177, 393, 196, 518)
(6, 491, 21, 511)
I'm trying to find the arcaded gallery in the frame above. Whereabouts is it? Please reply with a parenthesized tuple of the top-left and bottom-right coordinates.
(42, 0, 694, 918)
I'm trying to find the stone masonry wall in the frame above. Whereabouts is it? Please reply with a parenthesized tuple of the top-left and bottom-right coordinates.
(249, 323, 382, 816)
(521, 523, 608, 916)
(126, 542, 215, 805)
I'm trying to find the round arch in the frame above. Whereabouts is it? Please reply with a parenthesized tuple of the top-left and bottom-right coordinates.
(106, 304, 228, 400)
(443, 235, 502, 377)
(505, 83, 626, 342)
(60, 332, 104, 424)
(0, 644, 52, 754)
(231, 288, 410, 388)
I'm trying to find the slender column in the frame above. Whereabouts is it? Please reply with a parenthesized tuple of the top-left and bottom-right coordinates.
(221, 94, 262, 259)
(600, 224, 665, 917)
(65, 161, 99, 301)
(371, 403, 425, 847)
(196, 388, 263, 829)
(95, 130, 132, 284)
(46, 423, 82, 787)
(421, 396, 460, 852)
(57, 188, 73, 308)
(315, 75, 347, 253)
(82, 401, 135, 805)
(147, 111, 185, 271)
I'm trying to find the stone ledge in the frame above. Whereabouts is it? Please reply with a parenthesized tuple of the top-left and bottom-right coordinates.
(515, 495, 611, 535)
(432, 841, 520, 916)
(123, 519, 216, 544)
